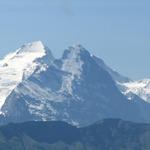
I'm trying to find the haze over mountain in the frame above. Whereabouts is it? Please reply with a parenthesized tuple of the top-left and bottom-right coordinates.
(0, 41, 150, 126)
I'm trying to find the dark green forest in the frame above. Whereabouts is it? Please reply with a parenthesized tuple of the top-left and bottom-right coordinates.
(0, 119, 150, 150)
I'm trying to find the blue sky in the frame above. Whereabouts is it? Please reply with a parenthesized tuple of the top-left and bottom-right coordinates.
(0, 0, 149, 79)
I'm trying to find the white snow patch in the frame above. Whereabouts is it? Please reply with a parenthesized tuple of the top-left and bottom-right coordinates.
(121, 79, 150, 102)
(60, 46, 84, 95)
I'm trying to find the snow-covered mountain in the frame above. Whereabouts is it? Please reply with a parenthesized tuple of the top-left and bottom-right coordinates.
(0, 41, 150, 126)
(0, 41, 54, 113)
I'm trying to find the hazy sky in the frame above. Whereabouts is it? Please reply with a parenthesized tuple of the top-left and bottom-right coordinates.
(0, 0, 149, 79)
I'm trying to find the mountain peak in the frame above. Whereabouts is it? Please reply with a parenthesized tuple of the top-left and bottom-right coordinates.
(62, 44, 91, 60)
(71, 44, 85, 50)
(0, 41, 54, 110)
(68, 44, 86, 53)
(16, 41, 46, 54)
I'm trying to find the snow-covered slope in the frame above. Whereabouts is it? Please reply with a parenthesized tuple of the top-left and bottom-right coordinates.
(0, 41, 54, 111)
(121, 79, 150, 102)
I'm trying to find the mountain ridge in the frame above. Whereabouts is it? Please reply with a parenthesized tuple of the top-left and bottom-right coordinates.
(0, 41, 149, 126)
